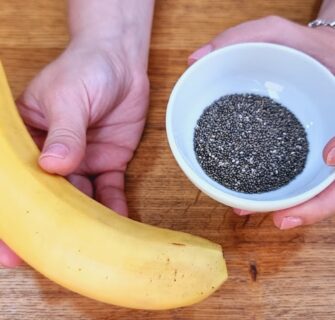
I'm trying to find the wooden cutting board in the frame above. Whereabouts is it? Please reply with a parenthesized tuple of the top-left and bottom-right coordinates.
(1, 0, 334, 319)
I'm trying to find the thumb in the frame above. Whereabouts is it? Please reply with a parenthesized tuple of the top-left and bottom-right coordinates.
(39, 99, 88, 176)
(324, 137, 335, 166)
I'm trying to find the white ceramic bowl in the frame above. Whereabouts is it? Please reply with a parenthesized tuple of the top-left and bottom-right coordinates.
(166, 43, 335, 212)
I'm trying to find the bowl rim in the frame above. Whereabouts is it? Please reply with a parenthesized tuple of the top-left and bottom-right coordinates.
(166, 42, 335, 212)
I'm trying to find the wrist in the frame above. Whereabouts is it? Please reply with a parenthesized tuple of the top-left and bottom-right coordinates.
(67, 0, 155, 72)
(69, 32, 150, 74)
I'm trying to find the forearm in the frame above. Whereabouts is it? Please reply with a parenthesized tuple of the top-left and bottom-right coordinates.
(318, 0, 335, 20)
(68, 0, 155, 70)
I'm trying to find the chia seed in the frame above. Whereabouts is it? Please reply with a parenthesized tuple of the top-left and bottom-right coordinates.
(193, 93, 309, 193)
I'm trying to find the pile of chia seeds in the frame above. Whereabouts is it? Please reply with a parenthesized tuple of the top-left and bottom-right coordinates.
(194, 93, 309, 193)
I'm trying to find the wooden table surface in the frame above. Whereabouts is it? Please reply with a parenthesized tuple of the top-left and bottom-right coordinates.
(1, 1, 334, 319)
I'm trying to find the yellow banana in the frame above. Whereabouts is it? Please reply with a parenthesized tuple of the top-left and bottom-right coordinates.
(0, 63, 227, 310)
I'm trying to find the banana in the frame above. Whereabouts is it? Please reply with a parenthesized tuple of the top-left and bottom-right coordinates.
(0, 63, 227, 310)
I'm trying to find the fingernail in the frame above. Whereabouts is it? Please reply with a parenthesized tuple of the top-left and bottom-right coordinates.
(279, 216, 303, 230)
(41, 143, 69, 159)
(326, 148, 335, 165)
(188, 44, 213, 65)
(233, 208, 242, 215)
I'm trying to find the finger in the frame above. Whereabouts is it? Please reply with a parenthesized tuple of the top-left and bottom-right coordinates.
(67, 174, 93, 197)
(188, 16, 334, 71)
(38, 93, 89, 176)
(188, 16, 299, 64)
(233, 208, 255, 216)
(209, 16, 305, 51)
(0, 240, 22, 268)
(323, 137, 335, 165)
(94, 171, 128, 216)
(273, 182, 335, 229)
(188, 43, 214, 65)
(78, 142, 133, 175)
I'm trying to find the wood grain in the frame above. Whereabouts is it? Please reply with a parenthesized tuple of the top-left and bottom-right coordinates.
(0, 0, 333, 319)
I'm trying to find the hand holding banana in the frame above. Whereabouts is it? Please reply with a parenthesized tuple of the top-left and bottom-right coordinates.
(0, 2, 228, 307)
(0, 63, 227, 309)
